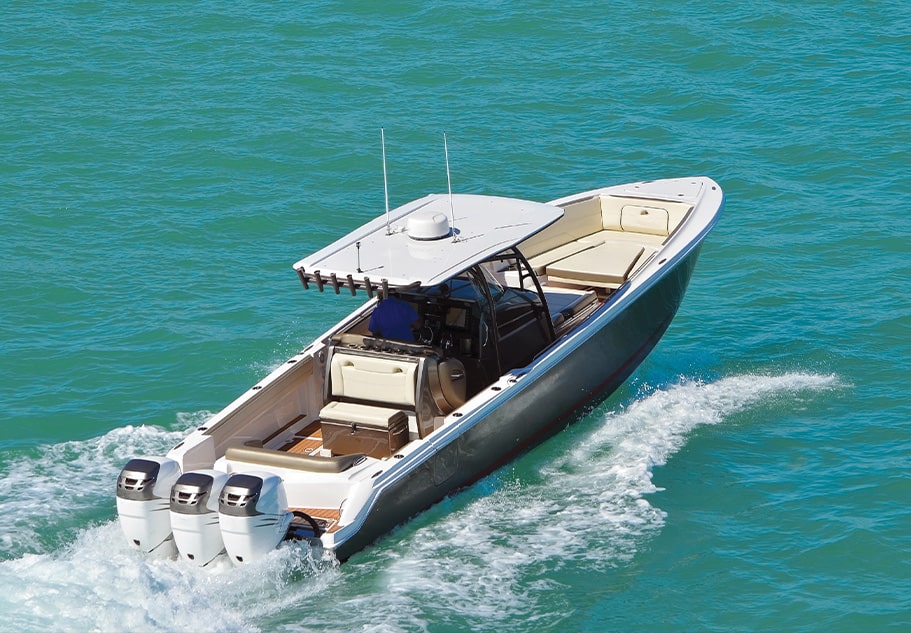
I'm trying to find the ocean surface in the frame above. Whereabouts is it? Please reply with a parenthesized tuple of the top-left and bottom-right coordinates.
(2, 1, 909, 631)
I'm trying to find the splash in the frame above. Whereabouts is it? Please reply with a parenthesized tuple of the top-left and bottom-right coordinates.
(0, 373, 839, 632)
(0, 420, 193, 559)
(0, 523, 338, 633)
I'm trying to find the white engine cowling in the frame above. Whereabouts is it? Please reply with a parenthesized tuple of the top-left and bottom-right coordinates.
(218, 472, 292, 565)
(115, 457, 181, 554)
(169, 469, 230, 566)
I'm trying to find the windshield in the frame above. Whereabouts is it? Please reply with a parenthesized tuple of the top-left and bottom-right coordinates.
(476, 262, 506, 301)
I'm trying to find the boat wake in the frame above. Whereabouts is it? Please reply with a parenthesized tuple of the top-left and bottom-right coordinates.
(337, 371, 842, 630)
(0, 372, 839, 632)
(0, 424, 181, 560)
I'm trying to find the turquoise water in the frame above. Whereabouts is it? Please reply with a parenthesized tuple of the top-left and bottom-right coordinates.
(2, 1, 909, 631)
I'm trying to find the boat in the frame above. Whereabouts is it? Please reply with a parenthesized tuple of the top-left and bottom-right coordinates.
(116, 174, 723, 566)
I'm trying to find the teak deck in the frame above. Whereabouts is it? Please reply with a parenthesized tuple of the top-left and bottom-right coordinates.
(280, 420, 324, 454)
(281, 421, 344, 533)
(290, 507, 342, 533)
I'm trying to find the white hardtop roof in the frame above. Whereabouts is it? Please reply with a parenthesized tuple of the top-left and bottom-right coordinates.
(293, 193, 563, 291)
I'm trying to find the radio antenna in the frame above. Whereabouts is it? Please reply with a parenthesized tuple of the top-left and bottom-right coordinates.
(382, 127, 391, 235)
(443, 132, 456, 241)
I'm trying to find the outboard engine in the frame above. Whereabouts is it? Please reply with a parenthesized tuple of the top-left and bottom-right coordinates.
(116, 457, 181, 554)
(218, 472, 292, 564)
(169, 469, 230, 566)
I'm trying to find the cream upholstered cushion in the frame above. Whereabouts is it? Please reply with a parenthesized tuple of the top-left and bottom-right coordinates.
(319, 401, 406, 429)
(600, 196, 692, 237)
(329, 352, 417, 407)
(518, 195, 603, 260)
(526, 240, 598, 274)
(546, 242, 645, 286)
(620, 205, 670, 236)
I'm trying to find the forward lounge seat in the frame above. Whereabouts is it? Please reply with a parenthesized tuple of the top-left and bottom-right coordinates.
(546, 242, 645, 288)
(518, 194, 693, 289)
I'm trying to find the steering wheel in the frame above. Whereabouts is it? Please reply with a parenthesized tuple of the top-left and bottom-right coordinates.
(418, 324, 436, 345)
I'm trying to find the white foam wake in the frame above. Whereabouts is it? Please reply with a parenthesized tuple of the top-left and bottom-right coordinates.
(0, 420, 192, 559)
(339, 372, 842, 631)
(0, 523, 337, 633)
(0, 373, 840, 632)
(0, 410, 339, 633)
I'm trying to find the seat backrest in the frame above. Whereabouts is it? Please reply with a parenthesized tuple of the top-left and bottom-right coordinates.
(328, 350, 418, 409)
(601, 195, 693, 237)
(518, 195, 603, 259)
